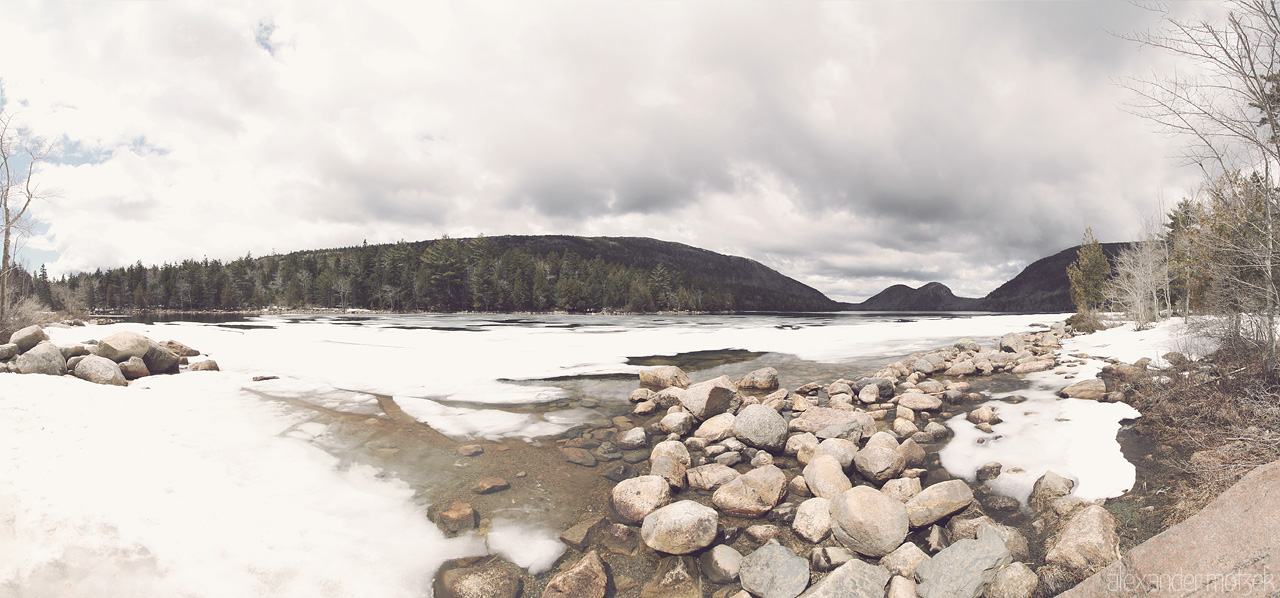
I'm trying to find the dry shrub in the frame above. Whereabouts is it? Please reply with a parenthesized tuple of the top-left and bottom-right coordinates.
(7, 296, 57, 329)
(1127, 347, 1280, 525)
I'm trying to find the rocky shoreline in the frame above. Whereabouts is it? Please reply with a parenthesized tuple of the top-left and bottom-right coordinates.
(0, 323, 218, 381)
(432, 321, 1146, 598)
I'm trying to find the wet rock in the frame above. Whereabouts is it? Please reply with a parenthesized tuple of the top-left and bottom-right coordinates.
(562, 447, 598, 467)
(897, 393, 942, 411)
(660, 411, 696, 436)
(618, 427, 648, 449)
(687, 463, 740, 491)
(16, 341, 67, 376)
(830, 486, 909, 558)
(792, 497, 832, 543)
(923, 421, 949, 440)
(802, 454, 852, 500)
(1011, 360, 1052, 374)
(72, 354, 127, 386)
(622, 448, 651, 463)
(634, 400, 658, 416)
(892, 418, 919, 438)
(915, 528, 1012, 598)
(985, 562, 1038, 598)
(1044, 504, 1119, 575)
(701, 544, 743, 584)
(880, 541, 929, 578)
(714, 451, 742, 467)
(542, 550, 608, 598)
(630, 388, 654, 403)
(641, 556, 701, 598)
(603, 463, 636, 482)
(797, 557, 890, 598)
(882, 477, 922, 502)
(681, 375, 742, 420)
(853, 446, 905, 485)
(740, 543, 809, 598)
(945, 360, 977, 376)
(1028, 470, 1075, 513)
(612, 475, 672, 524)
(905, 479, 974, 528)
(809, 546, 854, 572)
(1059, 378, 1107, 401)
(640, 365, 691, 389)
(977, 462, 1002, 482)
(745, 524, 784, 543)
(695, 413, 737, 442)
(739, 367, 780, 391)
(641, 500, 718, 554)
(436, 500, 478, 536)
(734, 404, 788, 451)
(594, 441, 622, 461)
(858, 383, 881, 404)
(457, 444, 484, 457)
(471, 477, 510, 494)
(654, 386, 686, 409)
(601, 522, 640, 555)
(560, 515, 604, 550)
(967, 405, 1000, 425)
(712, 465, 787, 518)
(438, 560, 523, 598)
(189, 359, 220, 371)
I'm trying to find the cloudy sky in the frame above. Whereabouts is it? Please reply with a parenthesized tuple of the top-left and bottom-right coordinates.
(3, 1, 1211, 301)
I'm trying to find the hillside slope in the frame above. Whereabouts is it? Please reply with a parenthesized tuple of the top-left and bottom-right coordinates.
(978, 242, 1131, 312)
(850, 282, 984, 311)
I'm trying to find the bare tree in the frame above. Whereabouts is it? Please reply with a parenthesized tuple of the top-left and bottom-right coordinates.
(1124, 1, 1280, 372)
(1110, 233, 1169, 330)
(0, 110, 51, 326)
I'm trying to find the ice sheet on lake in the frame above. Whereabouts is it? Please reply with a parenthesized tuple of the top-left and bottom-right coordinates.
(394, 396, 601, 440)
(0, 373, 488, 597)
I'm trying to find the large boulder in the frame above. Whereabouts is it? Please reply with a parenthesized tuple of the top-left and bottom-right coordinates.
(161, 339, 201, 357)
(97, 331, 151, 363)
(640, 500, 719, 555)
(734, 404, 788, 451)
(10, 325, 48, 353)
(612, 475, 672, 524)
(897, 393, 942, 411)
(0, 343, 17, 360)
(73, 354, 127, 386)
(143, 340, 181, 375)
(796, 556, 890, 598)
(739, 543, 810, 598)
(693, 412, 737, 442)
(542, 551, 608, 598)
(712, 465, 786, 518)
(738, 367, 780, 391)
(680, 375, 741, 420)
(1059, 378, 1107, 401)
(915, 527, 1012, 598)
(640, 365, 691, 389)
(905, 480, 974, 528)
(830, 486, 909, 558)
(802, 454, 852, 499)
(119, 356, 150, 380)
(1044, 505, 1119, 575)
(15, 341, 67, 376)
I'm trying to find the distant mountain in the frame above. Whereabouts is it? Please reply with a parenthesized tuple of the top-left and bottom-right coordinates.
(978, 242, 1131, 312)
(849, 282, 984, 312)
(846, 242, 1132, 313)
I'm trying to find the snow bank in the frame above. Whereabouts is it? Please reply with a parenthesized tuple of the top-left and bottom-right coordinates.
(940, 317, 1202, 504)
(0, 373, 487, 597)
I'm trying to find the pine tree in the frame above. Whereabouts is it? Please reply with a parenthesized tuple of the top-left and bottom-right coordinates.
(1067, 228, 1110, 314)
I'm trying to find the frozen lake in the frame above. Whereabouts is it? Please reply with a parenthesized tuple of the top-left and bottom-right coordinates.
(1, 311, 1172, 597)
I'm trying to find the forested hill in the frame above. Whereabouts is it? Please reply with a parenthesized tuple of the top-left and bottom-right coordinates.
(47, 235, 841, 314)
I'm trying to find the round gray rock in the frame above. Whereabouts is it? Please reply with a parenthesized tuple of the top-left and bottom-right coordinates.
(734, 404, 788, 451)
(854, 446, 906, 485)
(73, 354, 127, 386)
(792, 497, 832, 543)
(611, 475, 672, 524)
(906, 480, 975, 528)
(831, 486, 909, 558)
(97, 331, 151, 363)
(10, 325, 48, 353)
(640, 500, 719, 554)
(739, 543, 810, 598)
(16, 341, 67, 376)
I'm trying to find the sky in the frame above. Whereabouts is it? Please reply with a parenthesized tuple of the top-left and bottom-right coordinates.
(1, 1, 1215, 302)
